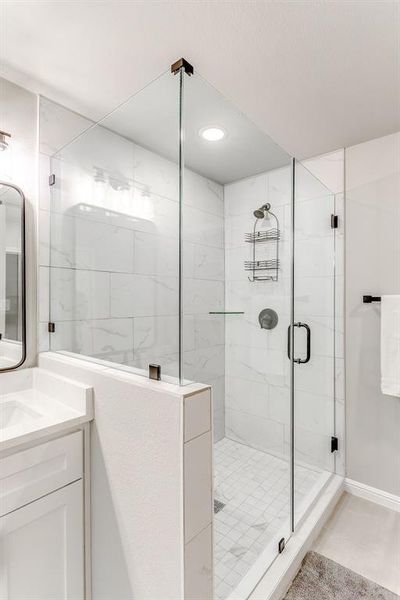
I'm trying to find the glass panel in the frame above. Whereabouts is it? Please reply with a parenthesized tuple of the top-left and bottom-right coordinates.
(49, 70, 181, 380)
(182, 71, 293, 598)
(293, 160, 336, 525)
(0, 182, 25, 370)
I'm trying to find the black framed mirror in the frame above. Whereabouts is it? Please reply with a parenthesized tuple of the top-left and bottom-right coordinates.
(0, 181, 26, 371)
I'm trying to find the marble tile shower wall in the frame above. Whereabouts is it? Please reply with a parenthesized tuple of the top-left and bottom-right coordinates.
(224, 163, 343, 471)
(224, 168, 292, 460)
(38, 98, 225, 440)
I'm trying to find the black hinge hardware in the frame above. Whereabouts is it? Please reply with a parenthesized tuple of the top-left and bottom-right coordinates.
(149, 363, 161, 381)
(278, 538, 286, 554)
(48, 322, 56, 333)
(171, 58, 194, 76)
(363, 295, 381, 303)
(331, 436, 339, 453)
(331, 214, 339, 229)
(49, 174, 56, 186)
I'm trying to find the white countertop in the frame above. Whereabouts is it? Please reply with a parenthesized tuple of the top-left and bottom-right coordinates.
(0, 368, 93, 452)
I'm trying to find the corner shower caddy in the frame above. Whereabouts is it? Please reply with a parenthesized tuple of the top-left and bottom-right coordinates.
(245, 204, 280, 281)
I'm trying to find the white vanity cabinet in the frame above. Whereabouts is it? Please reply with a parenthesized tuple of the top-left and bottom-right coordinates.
(0, 431, 85, 600)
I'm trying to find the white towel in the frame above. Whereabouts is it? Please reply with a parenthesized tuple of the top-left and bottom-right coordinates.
(381, 295, 400, 397)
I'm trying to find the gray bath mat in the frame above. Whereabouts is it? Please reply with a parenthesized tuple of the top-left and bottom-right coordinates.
(285, 551, 399, 600)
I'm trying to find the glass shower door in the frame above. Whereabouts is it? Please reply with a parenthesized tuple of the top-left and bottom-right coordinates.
(181, 69, 294, 599)
(292, 160, 336, 526)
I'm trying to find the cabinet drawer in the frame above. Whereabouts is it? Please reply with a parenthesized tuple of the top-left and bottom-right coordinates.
(0, 431, 82, 516)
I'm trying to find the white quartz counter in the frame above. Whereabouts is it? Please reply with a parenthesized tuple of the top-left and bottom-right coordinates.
(0, 368, 93, 452)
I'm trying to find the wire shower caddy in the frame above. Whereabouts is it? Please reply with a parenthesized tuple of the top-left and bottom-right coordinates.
(245, 208, 280, 281)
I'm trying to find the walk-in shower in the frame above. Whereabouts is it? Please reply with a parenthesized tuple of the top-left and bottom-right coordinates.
(45, 58, 344, 599)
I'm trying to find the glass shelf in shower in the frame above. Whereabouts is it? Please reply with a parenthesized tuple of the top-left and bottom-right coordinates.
(208, 311, 245, 315)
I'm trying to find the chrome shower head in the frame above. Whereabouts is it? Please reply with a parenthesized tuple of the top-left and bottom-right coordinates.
(253, 203, 271, 219)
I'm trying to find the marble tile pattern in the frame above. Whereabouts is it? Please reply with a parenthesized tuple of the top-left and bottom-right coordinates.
(224, 168, 292, 464)
(214, 438, 324, 600)
(224, 161, 344, 471)
(38, 98, 225, 440)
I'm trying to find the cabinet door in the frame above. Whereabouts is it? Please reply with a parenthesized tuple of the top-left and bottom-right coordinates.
(0, 480, 84, 600)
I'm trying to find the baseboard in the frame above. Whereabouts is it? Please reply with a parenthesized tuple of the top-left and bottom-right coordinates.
(345, 478, 400, 513)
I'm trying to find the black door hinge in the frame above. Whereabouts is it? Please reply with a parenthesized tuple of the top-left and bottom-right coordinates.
(331, 214, 339, 229)
(48, 322, 56, 333)
(49, 174, 56, 186)
(331, 436, 339, 453)
(278, 538, 286, 554)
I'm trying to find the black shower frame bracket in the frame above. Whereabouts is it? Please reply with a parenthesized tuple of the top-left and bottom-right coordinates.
(363, 295, 381, 303)
(170, 58, 194, 76)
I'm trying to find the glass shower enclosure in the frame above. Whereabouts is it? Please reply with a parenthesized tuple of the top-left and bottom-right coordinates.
(47, 59, 340, 599)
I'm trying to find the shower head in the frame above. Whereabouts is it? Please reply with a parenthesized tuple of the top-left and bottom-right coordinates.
(253, 208, 265, 219)
(253, 203, 271, 219)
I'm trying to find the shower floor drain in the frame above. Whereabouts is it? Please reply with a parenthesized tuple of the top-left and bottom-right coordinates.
(214, 499, 225, 514)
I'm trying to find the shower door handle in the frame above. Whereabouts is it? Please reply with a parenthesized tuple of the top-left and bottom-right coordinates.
(287, 322, 311, 364)
(287, 325, 292, 361)
(297, 322, 311, 363)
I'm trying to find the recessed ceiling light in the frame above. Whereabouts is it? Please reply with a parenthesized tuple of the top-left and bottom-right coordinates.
(199, 127, 226, 142)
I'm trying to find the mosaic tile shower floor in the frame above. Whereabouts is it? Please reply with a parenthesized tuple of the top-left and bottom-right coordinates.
(214, 438, 324, 600)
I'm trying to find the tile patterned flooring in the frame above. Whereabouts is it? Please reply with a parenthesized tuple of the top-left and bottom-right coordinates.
(214, 438, 323, 600)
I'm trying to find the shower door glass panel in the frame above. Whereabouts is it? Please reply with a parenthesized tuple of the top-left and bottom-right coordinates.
(293, 160, 335, 525)
(48, 71, 181, 379)
(182, 70, 293, 599)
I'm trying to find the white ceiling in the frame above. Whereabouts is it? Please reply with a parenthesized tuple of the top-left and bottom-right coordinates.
(1, 1, 400, 160)
(101, 68, 291, 183)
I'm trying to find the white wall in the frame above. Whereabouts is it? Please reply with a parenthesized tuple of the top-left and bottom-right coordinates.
(0, 77, 37, 367)
(345, 132, 400, 496)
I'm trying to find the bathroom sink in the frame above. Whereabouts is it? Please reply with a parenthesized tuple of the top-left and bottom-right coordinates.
(0, 399, 42, 429)
(0, 367, 93, 452)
